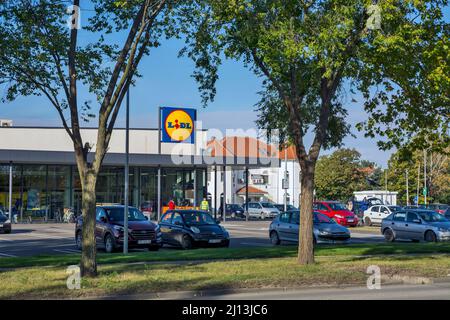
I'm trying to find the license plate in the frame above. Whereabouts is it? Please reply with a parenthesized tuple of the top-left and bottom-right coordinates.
(0, 224, 3, 228)
(208, 239, 221, 244)
(347, 219, 354, 223)
(138, 240, 151, 245)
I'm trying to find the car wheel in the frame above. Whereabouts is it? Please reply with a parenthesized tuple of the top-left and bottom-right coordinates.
(364, 217, 372, 226)
(181, 234, 193, 249)
(75, 231, 82, 250)
(104, 234, 116, 253)
(425, 230, 437, 242)
(148, 245, 159, 251)
(270, 231, 281, 245)
(383, 228, 395, 242)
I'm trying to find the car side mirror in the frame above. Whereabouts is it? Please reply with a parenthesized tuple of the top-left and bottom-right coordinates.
(144, 216, 148, 220)
(215, 219, 221, 224)
(100, 217, 107, 223)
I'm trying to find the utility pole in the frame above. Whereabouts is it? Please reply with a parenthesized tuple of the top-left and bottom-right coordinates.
(284, 145, 288, 212)
(123, 89, 130, 254)
(417, 162, 420, 205)
(406, 169, 409, 206)
(424, 149, 427, 206)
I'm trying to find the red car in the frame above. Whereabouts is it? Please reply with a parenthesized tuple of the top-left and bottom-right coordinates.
(313, 201, 358, 227)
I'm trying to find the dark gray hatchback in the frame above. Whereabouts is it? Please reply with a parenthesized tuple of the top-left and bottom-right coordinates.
(159, 210, 230, 249)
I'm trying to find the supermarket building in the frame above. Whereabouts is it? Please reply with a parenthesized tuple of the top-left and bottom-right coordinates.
(0, 123, 279, 222)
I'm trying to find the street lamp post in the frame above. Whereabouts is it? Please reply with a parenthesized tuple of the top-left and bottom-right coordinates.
(406, 169, 409, 206)
(123, 89, 130, 254)
(8, 161, 12, 222)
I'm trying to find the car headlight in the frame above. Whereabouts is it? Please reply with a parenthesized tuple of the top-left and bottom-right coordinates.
(5, 219, 10, 224)
(438, 227, 450, 232)
(319, 230, 331, 235)
(190, 226, 201, 234)
(334, 214, 343, 219)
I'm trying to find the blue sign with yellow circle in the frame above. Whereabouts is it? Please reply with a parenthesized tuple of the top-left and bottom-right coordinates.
(160, 107, 196, 144)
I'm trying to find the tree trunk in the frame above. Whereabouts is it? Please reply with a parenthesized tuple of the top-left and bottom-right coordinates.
(298, 161, 316, 265)
(80, 171, 98, 277)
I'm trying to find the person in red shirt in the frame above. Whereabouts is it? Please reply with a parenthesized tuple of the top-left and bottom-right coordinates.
(168, 199, 176, 210)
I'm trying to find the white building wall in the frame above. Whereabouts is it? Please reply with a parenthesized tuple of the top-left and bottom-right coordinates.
(207, 160, 302, 209)
(0, 127, 207, 155)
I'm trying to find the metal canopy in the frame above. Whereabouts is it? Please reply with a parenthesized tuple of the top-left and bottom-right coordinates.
(0, 149, 279, 168)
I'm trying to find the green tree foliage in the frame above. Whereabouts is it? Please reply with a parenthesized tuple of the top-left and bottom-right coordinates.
(315, 149, 377, 202)
(176, 0, 449, 264)
(0, 0, 172, 276)
(387, 149, 450, 205)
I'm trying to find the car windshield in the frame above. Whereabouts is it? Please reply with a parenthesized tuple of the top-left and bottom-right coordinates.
(228, 204, 242, 210)
(183, 212, 216, 226)
(105, 207, 147, 222)
(388, 206, 402, 212)
(314, 212, 333, 224)
(417, 211, 449, 223)
(328, 203, 347, 210)
(261, 203, 275, 208)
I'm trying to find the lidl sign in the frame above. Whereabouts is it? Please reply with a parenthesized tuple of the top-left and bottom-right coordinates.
(160, 107, 196, 144)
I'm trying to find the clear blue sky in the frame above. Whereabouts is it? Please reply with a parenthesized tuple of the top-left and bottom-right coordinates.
(1, 5, 449, 168)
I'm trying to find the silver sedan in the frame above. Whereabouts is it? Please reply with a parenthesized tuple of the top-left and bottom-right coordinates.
(269, 211, 351, 245)
(381, 209, 450, 242)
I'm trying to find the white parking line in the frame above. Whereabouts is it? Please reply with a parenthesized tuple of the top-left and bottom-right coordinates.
(18, 232, 71, 240)
(0, 252, 18, 257)
(53, 249, 79, 254)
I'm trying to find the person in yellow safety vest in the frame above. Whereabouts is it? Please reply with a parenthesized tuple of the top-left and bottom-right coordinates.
(200, 198, 209, 212)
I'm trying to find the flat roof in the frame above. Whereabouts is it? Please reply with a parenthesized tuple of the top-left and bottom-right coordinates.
(0, 149, 279, 168)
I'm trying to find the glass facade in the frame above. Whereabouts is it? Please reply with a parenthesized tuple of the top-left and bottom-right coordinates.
(0, 164, 207, 222)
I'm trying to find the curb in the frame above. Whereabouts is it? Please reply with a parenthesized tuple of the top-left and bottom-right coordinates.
(89, 276, 450, 300)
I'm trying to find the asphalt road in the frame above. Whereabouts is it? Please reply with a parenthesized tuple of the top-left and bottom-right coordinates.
(0, 220, 384, 258)
(184, 282, 450, 300)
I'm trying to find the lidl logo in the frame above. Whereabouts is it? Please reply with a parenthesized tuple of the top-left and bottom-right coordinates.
(161, 107, 196, 143)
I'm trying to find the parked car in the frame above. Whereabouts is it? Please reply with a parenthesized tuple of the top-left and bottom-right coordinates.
(224, 204, 245, 218)
(247, 202, 280, 219)
(427, 203, 449, 215)
(445, 207, 450, 220)
(273, 204, 297, 212)
(381, 209, 450, 242)
(159, 209, 230, 249)
(363, 205, 403, 226)
(75, 205, 162, 253)
(403, 205, 426, 209)
(269, 210, 350, 245)
(313, 201, 359, 227)
(0, 210, 11, 234)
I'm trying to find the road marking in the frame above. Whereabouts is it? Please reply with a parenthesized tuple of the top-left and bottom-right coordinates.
(0, 237, 13, 242)
(0, 252, 18, 257)
(19, 232, 71, 240)
(53, 249, 79, 254)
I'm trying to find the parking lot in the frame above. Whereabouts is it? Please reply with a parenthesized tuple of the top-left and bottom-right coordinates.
(0, 220, 385, 258)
